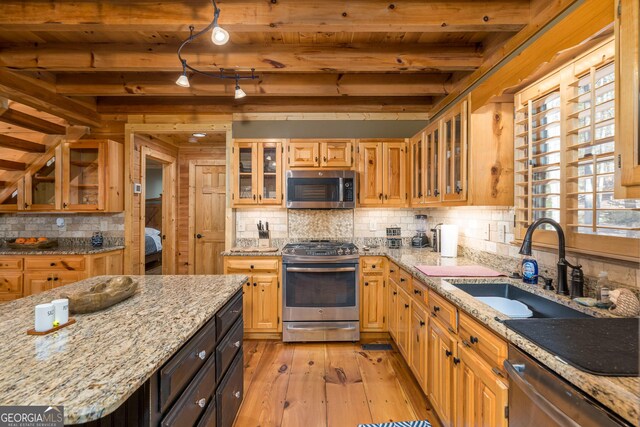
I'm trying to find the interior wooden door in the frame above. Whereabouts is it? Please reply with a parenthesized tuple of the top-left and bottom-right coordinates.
(251, 274, 279, 330)
(358, 142, 383, 206)
(383, 142, 407, 206)
(194, 165, 226, 275)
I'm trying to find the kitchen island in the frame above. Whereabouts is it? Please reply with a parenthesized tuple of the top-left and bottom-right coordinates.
(0, 274, 246, 426)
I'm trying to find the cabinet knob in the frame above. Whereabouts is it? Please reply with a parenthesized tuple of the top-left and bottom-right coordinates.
(50, 262, 56, 266)
(453, 357, 461, 365)
(315, 156, 318, 162)
(234, 391, 241, 399)
(253, 283, 257, 287)
(250, 265, 254, 269)
(455, 185, 463, 194)
(246, 282, 251, 286)
(63, 202, 68, 209)
(47, 277, 52, 282)
(253, 194, 256, 200)
(385, 194, 388, 200)
(323, 156, 327, 162)
(393, 291, 397, 295)
(390, 269, 395, 273)
(433, 306, 441, 312)
(404, 304, 409, 309)
(259, 195, 262, 200)
(420, 320, 425, 326)
(198, 350, 206, 360)
(197, 398, 206, 408)
(372, 265, 376, 269)
(470, 335, 479, 344)
(53, 277, 59, 281)
(364, 282, 369, 286)
(445, 350, 452, 358)
(400, 278, 405, 282)
(196, 234, 202, 239)
(434, 189, 440, 197)
(234, 341, 241, 348)
(379, 193, 383, 200)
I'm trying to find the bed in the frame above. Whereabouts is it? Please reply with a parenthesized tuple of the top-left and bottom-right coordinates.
(145, 227, 163, 267)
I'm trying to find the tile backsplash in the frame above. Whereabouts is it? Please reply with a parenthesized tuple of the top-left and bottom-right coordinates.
(0, 213, 125, 240)
(235, 206, 639, 293)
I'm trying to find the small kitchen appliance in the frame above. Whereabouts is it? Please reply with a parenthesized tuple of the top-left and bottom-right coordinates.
(386, 226, 402, 249)
(431, 223, 443, 252)
(412, 214, 429, 248)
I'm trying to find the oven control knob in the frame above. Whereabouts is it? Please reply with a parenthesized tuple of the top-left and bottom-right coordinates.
(337, 248, 344, 255)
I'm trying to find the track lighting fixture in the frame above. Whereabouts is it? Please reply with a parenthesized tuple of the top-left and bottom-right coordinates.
(175, 0, 258, 95)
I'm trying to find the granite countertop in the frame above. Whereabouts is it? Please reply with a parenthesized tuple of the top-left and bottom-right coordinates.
(379, 247, 639, 426)
(0, 274, 246, 424)
(0, 245, 125, 255)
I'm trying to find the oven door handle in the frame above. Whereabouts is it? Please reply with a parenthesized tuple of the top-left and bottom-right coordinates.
(286, 267, 356, 273)
(504, 360, 581, 427)
(286, 325, 357, 332)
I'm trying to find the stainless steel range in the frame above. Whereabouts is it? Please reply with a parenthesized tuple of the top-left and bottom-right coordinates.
(282, 241, 360, 342)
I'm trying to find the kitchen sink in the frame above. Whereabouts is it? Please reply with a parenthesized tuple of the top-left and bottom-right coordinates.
(451, 283, 592, 319)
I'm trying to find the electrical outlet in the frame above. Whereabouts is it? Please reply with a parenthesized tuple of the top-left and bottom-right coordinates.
(369, 221, 377, 231)
(56, 218, 65, 227)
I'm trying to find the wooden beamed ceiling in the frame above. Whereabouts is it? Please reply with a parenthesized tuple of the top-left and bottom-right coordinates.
(0, 0, 579, 114)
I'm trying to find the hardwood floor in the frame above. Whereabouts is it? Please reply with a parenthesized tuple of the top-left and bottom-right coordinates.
(234, 340, 441, 427)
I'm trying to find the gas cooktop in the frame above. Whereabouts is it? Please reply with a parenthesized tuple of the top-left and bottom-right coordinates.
(282, 240, 359, 262)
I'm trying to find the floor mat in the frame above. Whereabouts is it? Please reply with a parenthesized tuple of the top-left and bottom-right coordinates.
(359, 421, 431, 427)
(361, 343, 393, 351)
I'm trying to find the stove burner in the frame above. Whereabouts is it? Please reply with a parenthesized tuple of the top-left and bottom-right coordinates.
(282, 241, 359, 262)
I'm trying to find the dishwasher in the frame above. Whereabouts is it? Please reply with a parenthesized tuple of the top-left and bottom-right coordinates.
(504, 345, 633, 427)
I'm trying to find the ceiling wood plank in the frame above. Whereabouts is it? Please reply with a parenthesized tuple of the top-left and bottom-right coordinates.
(0, 1, 529, 33)
(0, 134, 46, 153)
(0, 108, 66, 134)
(97, 96, 434, 114)
(53, 72, 455, 97)
(0, 159, 26, 171)
(0, 43, 482, 72)
(0, 71, 102, 127)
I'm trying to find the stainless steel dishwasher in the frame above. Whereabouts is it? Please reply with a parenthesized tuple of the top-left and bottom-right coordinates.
(504, 345, 632, 427)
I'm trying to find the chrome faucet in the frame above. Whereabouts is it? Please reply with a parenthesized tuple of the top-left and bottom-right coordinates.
(519, 218, 573, 295)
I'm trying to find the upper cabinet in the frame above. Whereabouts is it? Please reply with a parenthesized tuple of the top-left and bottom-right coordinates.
(232, 139, 283, 207)
(615, 0, 640, 196)
(409, 133, 424, 205)
(358, 140, 408, 207)
(441, 102, 468, 203)
(287, 139, 353, 169)
(0, 139, 123, 213)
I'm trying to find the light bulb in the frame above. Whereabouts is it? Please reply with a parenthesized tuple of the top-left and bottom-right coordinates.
(175, 74, 190, 88)
(192, 132, 206, 138)
(235, 85, 246, 99)
(211, 26, 230, 45)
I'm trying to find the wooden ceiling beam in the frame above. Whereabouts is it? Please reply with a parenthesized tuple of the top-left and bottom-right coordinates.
(0, 107, 66, 135)
(0, 1, 529, 33)
(54, 72, 455, 97)
(96, 96, 435, 114)
(0, 134, 46, 153)
(0, 159, 26, 171)
(0, 71, 102, 127)
(0, 43, 482, 72)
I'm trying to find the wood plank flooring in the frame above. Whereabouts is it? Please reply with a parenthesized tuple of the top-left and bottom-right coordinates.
(234, 340, 440, 427)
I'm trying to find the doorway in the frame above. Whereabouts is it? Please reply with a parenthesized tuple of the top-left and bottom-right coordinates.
(190, 161, 226, 274)
(144, 158, 163, 274)
(140, 147, 177, 275)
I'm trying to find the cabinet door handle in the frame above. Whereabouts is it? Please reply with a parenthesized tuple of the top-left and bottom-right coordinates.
(404, 304, 409, 309)
(233, 341, 241, 348)
(253, 283, 257, 287)
(196, 234, 202, 239)
(258, 195, 262, 200)
(246, 282, 251, 286)
(379, 193, 383, 200)
(390, 269, 396, 273)
(456, 185, 463, 194)
(315, 156, 318, 162)
(419, 320, 425, 326)
(385, 194, 388, 200)
(198, 350, 206, 360)
(433, 306, 440, 312)
(250, 265, 254, 269)
(453, 357, 461, 365)
(434, 189, 440, 197)
(50, 262, 56, 266)
(197, 398, 206, 408)
(253, 194, 256, 200)
(323, 156, 327, 162)
(63, 202, 68, 208)
(470, 335, 479, 344)
(47, 277, 52, 282)
(445, 350, 452, 358)
(234, 391, 241, 399)
(364, 282, 369, 286)
(393, 291, 397, 295)
(413, 289, 420, 295)
(53, 277, 59, 281)
(400, 278, 405, 282)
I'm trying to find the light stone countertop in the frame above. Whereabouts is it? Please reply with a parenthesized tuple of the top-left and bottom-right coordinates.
(0, 274, 246, 424)
(223, 244, 639, 425)
(0, 245, 125, 255)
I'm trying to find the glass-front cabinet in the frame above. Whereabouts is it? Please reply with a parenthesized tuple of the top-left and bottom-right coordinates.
(232, 140, 283, 207)
(441, 101, 468, 202)
(410, 132, 424, 205)
(63, 141, 104, 211)
(25, 150, 61, 211)
(0, 180, 22, 212)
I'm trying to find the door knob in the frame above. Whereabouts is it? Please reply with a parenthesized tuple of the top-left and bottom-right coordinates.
(196, 234, 202, 239)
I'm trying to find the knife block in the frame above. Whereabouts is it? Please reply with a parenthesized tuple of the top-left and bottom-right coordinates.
(258, 230, 271, 248)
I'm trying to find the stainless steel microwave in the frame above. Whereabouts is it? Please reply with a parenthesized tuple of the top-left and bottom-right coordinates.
(286, 170, 356, 209)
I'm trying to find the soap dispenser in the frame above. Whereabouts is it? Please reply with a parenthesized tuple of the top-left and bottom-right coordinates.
(569, 264, 584, 299)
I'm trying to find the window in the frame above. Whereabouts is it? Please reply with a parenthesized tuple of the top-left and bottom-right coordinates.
(514, 38, 639, 259)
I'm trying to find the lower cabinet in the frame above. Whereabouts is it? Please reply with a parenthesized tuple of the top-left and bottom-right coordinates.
(427, 318, 456, 427)
(361, 272, 386, 331)
(409, 301, 428, 391)
(396, 286, 411, 358)
(24, 271, 82, 295)
(455, 342, 509, 427)
(388, 279, 398, 339)
(224, 257, 281, 334)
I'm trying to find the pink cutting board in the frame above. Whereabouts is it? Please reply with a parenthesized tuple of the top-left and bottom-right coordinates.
(416, 265, 504, 277)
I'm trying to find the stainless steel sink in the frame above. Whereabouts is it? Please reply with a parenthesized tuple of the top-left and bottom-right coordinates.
(451, 283, 592, 319)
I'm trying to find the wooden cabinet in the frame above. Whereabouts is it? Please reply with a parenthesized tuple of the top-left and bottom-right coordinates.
(410, 300, 428, 392)
(410, 132, 425, 205)
(396, 286, 411, 359)
(287, 140, 353, 168)
(455, 342, 508, 427)
(0, 272, 22, 301)
(0, 140, 123, 213)
(360, 256, 387, 332)
(223, 257, 281, 333)
(24, 271, 82, 295)
(358, 140, 408, 207)
(441, 102, 468, 203)
(427, 317, 456, 427)
(87, 250, 124, 277)
(232, 140, 284, 207)
(388, 279, 398, 339)
(361, 273, 386, 331)
(615, 0, 640, 195)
